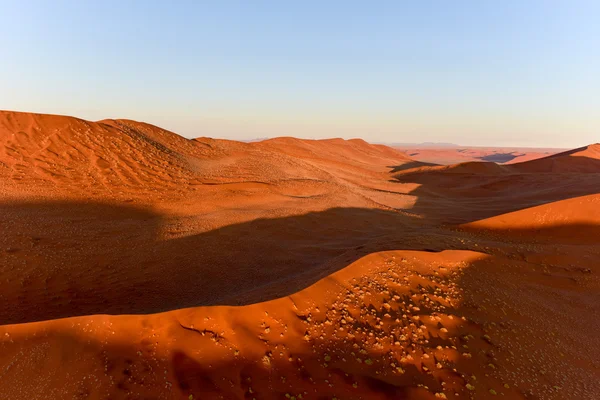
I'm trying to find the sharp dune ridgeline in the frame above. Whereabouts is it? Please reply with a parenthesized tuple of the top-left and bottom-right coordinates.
(0, 110, 599, 399)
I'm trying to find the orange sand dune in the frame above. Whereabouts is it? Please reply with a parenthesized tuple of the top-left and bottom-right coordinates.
(512, 144, 600, 173)
(392, 147, 600, 224)
(0, 111, 599, 399)
(2, 248, 599, 399)
(461, 194, 600, 243)
(394, 144, 600, 176)
(0, 110, 415, 201)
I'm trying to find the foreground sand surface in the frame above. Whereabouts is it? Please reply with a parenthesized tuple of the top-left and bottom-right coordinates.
(0, 110, 599, 399)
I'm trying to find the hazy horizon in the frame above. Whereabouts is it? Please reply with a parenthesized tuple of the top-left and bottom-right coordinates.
(1, 1, 598, 148)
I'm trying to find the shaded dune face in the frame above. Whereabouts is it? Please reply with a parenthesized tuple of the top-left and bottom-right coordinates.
(0, 111, 599, 399)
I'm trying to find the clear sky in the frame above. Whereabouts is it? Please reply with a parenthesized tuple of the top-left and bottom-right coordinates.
(1, 1, 598, 147)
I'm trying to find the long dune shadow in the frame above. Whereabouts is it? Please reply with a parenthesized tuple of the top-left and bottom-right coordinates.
(1, 219, 598, 399)
(387, 160, 439, 173)
(0, 201, 447, 324)
(475, 152, 520, 163)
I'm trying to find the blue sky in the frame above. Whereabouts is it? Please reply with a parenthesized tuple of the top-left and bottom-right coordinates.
(1, 1, 598, 147)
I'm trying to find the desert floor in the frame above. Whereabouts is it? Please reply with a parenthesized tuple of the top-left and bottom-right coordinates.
(393, 146, 566, 166)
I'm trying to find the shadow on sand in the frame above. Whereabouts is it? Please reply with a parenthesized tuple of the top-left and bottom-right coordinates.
(0, 202, 447, 323)
(0, 215, 598, 399)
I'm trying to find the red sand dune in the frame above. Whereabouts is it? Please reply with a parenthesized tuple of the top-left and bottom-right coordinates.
(0, 110, 599, 399)
(511, 144, 600, 173)
(460, 194, 600, 248)
(391, 147, 600, 224)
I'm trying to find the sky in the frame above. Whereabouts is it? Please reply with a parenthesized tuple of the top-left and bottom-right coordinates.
(0, 1, 598, 147)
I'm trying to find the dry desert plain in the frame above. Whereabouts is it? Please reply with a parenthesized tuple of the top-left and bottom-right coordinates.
(0, 110, 599, 399)
(393, 146, 565, 166)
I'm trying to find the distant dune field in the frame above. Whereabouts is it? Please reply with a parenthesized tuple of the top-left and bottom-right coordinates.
(394, 145, 566, 166)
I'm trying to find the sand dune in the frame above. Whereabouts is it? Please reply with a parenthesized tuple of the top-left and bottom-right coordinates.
(392, 147, 600, 224)
(0, 111, 599, 399)
(0, 112, 197, 196)
(511, 144, 600, 173)
(394, 144, 600, 176)
(0, 110, 416, 200)
(462, 194, 600, 243)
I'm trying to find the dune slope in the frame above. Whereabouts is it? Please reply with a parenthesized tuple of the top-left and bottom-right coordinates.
(1, 247, 598, 399)
(392, 145, 600, 224)
(512, 144, 600, 173)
